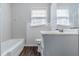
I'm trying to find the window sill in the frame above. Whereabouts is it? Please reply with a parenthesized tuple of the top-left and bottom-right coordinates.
(57, 24, 73, 28)
(57, 24, 71, 26)
(30, 23, 48, 27)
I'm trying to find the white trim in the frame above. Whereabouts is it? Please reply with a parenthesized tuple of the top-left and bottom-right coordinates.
(24, 44, 38, 47)
(30, 7, 48, 26)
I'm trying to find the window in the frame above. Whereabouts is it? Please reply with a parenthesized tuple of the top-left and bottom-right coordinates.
(31, 8, 47, 26)
(56, 9, 70, 26)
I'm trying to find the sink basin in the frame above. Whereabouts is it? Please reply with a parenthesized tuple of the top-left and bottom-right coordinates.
(40, 29, 78, 35)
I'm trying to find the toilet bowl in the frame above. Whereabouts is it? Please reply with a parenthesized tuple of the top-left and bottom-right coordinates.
(35, 39, 44, 55)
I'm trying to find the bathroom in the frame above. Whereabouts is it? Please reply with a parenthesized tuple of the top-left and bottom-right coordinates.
(0, 3, 79, 56)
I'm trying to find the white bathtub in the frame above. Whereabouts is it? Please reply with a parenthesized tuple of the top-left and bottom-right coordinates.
(1, 39, 24, 56)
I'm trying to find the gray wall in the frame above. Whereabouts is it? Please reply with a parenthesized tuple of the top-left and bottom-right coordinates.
(0, 3, 11, 42)
(11, 3, 51, 46)
(50, 3, 57, 30)
(0, 3, 1, 56)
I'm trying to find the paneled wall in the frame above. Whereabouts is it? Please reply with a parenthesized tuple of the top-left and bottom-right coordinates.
(0, 3, 11, 42)
(11, 3, 51, 46)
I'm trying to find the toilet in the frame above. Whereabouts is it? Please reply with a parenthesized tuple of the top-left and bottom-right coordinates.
(35, 39, 44, 56)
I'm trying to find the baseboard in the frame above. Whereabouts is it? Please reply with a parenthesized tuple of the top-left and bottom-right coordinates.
(24, 44, 38, 47)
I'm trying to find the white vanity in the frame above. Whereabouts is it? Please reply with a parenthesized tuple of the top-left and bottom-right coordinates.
(41, 29, 79, 56)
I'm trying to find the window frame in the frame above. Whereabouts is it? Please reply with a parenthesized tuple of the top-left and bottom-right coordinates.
(30, 7, 48, 26)
(56, 9, 70, 26)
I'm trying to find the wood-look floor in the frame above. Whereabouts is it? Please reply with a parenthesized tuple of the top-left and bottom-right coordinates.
(19, 46, 41, 56)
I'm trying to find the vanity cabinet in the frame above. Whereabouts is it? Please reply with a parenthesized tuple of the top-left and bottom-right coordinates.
(43, 34, 78, 56)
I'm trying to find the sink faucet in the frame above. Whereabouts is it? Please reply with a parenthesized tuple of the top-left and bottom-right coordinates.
(56, 28, 63, 32)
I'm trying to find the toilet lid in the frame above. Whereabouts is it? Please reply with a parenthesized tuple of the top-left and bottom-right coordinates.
(36, 39, 42, 42)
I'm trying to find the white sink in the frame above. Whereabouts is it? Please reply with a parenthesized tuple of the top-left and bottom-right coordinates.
(40, 29, 78, 35)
